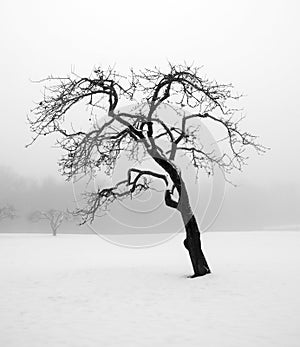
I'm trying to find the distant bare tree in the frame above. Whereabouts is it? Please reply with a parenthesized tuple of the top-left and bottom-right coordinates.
(0, 205, 17, 221)
(29, 209, 68, 236)
(28, 63, 267, 277)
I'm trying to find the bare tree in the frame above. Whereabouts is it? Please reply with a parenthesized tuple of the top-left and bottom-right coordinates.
(28, 63, 266, 277)
(29, 209, 68, 236)
(0, 205, 17, 221)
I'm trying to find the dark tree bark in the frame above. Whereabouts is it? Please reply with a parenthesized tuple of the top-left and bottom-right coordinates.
(164, 173, 210, 277)
(157, 153, 210, 277)
(182, 213, 210, 277)
(179, 183, 210, 277)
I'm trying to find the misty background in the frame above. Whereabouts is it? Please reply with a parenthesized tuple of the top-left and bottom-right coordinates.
(0, 0, 299, 233)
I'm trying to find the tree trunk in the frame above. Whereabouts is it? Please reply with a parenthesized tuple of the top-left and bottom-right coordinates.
(151, 151, 210, 277)
(51, 225, 57, 236)
(165, 182, 211, 277)
(181, 211, 210, 277)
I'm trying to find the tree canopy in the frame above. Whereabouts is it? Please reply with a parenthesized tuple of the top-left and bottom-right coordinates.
(28, 63, 266, 224)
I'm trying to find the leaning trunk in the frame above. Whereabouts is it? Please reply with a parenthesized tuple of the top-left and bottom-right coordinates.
(181, 210, 210, 277)
(176, 177, 211, 277)
(165, 176, 211, 277)
(151, 150, 210, 277)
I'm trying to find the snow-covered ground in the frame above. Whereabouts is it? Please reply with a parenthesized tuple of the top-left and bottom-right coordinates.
(0, 231, 299, 347)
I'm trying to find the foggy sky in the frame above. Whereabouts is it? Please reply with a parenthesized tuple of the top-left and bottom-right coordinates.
(0, 0, 299, 231)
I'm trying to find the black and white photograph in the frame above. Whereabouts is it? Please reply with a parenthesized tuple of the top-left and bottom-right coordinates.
(0, 1, 299, 346)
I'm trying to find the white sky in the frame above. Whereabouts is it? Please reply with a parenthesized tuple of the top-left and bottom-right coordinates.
(0, 0, 299, 188)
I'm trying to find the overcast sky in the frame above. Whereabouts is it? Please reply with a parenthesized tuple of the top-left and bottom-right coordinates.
(0, 0, 299, 230)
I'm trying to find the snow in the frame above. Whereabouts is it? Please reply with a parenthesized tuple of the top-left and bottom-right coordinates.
(0, 231, 299, 347)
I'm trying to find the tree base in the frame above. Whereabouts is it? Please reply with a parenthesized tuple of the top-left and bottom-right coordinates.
(183, 230, 211, 277)
(188, 267, 211, 278)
